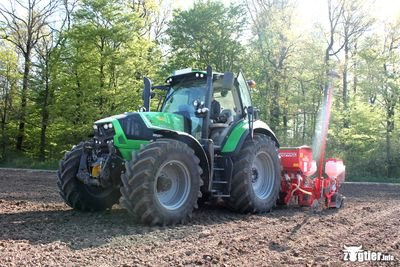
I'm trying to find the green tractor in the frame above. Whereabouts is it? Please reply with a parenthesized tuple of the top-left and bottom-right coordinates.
(57, 66, 281, 225)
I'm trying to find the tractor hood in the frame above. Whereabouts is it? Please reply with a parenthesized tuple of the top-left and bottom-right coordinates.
(94, 112, 186, 138)
(95, 112, 185, 132)
(93, 112, 187, 161)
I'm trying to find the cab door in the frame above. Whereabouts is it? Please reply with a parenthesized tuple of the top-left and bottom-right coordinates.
(236, 71, 252, 116)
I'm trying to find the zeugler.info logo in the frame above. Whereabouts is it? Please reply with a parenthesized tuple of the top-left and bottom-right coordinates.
(343, 245, 395, 262)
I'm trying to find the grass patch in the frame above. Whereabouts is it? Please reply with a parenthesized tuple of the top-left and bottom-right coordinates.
(1, 154, 400, 183)
(0, 156, 58, 170)
(346, 176, 400, 184)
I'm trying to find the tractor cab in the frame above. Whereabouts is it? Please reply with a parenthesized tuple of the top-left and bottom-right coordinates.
(145, 68, 254, 149)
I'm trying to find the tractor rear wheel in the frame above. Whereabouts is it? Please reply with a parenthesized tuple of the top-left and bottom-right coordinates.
(57, 143, 121, 211)
(120, 139, 203, 225)
(227, 134, 281, 213)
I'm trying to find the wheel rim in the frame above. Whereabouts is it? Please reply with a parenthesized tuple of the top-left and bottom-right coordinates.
(251, 151, 275, 200)
(155, 160, 191, 210)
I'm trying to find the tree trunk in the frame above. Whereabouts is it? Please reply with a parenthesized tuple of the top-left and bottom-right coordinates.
(74, 68, 82, 125)
(353, 43, 358, 94)
(270, 80, 280, 132)
(342, 40, 349, 128)
(302, 111, 306, 144)
(385, 127, 392, 177)
(1, 106, 6, 159)
(16, 52, 31, 151)
(39, 58, 50, 161)
(283, 112, 287, 145)
(1, 65, 11, 159)
(385, 101, 395, 177)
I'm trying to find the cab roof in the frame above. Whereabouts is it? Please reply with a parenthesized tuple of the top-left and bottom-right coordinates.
(165, 68, 223, 85)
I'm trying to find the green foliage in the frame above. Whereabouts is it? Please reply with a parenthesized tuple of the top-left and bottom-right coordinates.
(0, 0, 399, 181)
(328, 97, 383, 177)
(0, 43, 20, 159)
(43, 0, 162, 159)
(166, 0, 247, 72)
(346, 176, 400, 183)
(0, 150, 58, 170)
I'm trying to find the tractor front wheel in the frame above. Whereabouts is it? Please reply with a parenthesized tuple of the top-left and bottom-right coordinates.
(57, 143, 121, 211)
(120, 139, 203, 225)
(227, 134, 281, 213)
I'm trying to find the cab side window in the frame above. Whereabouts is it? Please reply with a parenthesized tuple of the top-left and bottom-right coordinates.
(236, 72, 252, 110)
(212, 87, 237, 124)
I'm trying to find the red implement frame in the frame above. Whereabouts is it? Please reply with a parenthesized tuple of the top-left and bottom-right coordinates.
(278, 75, 345, 208)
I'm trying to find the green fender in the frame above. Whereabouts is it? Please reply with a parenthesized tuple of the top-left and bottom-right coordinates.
(221, 119, 279, 154)
(95, 112, 187, 161)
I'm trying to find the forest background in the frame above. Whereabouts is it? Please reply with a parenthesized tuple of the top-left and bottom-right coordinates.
(0, 0, 399, 181)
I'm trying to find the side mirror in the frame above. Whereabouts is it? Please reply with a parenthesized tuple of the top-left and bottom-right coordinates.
(247, 106, 259, 139)
(246, 106, 259, 121)
(222, 72, 234, 90)
(142, 77, 152, 112)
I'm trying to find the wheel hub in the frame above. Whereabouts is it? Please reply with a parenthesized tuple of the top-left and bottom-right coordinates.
(251, 151, 275, 200)
(251, 168, 259, 183)
(157, 175, 173, 192)
(155, 160, 191, 210)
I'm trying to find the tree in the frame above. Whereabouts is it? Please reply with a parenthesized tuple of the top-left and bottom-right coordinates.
(0, 43, 19, 158)
(357, 20, 400, 177)
(340, 0, 373, 128)
(28, 1, 75, 161)
(245, 0, 298, 139)
(0, 0, 59, 151)
(166, 0, 247, 72)
(49, 0, 161, 151)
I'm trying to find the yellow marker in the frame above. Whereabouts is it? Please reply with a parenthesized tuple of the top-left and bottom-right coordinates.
(293, 163, 299, 167)
(92, 164, 101, 178)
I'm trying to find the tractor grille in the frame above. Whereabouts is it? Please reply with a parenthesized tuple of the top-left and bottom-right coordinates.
(118, 114, 153, 140)
(95, 124, 115, 139)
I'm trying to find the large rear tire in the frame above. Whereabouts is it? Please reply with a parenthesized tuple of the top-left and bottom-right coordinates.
(227, 134, 281, 213)
(120, 139, 203, 225)
(57, 143, 121, 211)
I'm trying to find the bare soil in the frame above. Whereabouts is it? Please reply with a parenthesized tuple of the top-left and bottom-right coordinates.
(0, 169, 399, 266)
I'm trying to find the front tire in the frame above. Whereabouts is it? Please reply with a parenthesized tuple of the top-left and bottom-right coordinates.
(120, 139, 203, 225)
(57, 143, 121, 211)
(227, 134, 281, 213)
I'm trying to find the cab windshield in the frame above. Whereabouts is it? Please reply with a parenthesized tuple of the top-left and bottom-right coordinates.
(161, 79, 207, 138)
(162, 79, 206, 113)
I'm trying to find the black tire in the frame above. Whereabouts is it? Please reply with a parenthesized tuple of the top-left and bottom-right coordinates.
(227, 134, 281, 213)
(57, 143, 121, 211)
(120, 139, 203, 225)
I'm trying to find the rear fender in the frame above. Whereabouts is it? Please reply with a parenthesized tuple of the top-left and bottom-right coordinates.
(221, 120, 279, 155)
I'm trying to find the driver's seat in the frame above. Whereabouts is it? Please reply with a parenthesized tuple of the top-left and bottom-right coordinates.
(210, 123, 231, 146)
(209, 109, 234, 145)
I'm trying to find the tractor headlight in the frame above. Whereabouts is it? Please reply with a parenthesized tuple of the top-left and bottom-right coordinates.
(108, 123, 113, 129)
(103, 124, 109, 130)
(93, 125, 98, 130)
